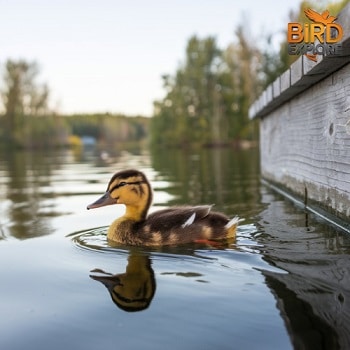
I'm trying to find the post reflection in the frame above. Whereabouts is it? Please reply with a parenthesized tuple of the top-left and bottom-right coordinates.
(257, 189, 350, 349)
(90, 252, 156, 312)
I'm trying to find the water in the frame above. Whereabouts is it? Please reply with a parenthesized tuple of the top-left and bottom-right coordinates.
(0, 146, 349, 349)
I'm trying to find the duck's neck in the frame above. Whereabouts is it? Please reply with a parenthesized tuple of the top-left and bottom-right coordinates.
(123, 181, 152, 222)
(124, 203, 149, 222)
(108, 203, 148, 242)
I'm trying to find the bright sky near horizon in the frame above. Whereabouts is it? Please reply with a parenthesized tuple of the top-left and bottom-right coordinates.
(0, 0, 303, 116)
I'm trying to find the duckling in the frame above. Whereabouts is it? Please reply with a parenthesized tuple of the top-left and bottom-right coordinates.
(87, 169, 241, 246)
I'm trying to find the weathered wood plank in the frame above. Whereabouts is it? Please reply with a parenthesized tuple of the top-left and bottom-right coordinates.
(260, 62, 350, 223)
(249, 4, 350, 225)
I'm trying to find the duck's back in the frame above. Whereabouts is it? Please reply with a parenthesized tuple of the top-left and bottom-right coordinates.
(137, 205, 239, 246)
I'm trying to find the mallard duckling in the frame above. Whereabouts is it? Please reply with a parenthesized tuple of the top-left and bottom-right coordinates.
(87, 169, 241, 246)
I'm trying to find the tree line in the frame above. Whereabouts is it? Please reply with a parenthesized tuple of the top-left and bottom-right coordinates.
(0, 59, 148, 149)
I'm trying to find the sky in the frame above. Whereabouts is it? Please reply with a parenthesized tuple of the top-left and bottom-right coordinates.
(0, 0, 303, 116)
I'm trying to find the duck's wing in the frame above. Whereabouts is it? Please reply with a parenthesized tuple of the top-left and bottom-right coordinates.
(141, 205, 242, 245)
(146, 205, 213, 230)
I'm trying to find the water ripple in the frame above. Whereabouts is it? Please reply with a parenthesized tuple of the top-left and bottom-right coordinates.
(68, 227, 120, 254)
(69, 223, 263, 258)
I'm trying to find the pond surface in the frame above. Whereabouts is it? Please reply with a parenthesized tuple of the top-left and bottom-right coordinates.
(0, 146, 349, 350)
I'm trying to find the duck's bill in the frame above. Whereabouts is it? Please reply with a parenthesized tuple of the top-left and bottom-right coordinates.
(87, 192, 117, 210)
(89, 273, 121, 288)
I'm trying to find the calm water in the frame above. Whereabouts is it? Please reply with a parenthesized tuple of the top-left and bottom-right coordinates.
(0, 146, 349, 350)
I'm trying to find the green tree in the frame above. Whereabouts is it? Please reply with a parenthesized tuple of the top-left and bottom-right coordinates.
(0, 59, 70, 148)
(151, 36, 224, 147)
(151, 29, 261, 147)
(1, 59, 50, 144)
(221, 24, 260, 140)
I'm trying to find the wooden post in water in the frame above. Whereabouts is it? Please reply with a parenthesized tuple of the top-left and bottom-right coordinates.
(249, 4, 350, 230)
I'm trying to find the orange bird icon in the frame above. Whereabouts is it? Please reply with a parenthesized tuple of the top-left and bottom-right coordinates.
(304, 8, 337, 25)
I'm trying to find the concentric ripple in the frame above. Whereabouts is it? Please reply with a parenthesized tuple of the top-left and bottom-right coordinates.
(68, 223, 262, 256)
(69, 226, 114, 253)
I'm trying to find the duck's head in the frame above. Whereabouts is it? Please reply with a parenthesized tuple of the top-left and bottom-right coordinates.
(87, 169, 152, 220)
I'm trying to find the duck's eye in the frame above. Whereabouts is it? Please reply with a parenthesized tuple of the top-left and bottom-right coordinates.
(118, 182, 127, 187)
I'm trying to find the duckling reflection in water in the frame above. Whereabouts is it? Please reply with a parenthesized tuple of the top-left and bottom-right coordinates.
(87, 169, 242, 246)
(90, 253, 156, 312)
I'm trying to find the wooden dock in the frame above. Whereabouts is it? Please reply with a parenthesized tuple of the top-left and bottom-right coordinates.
(249, 4, 350, 230)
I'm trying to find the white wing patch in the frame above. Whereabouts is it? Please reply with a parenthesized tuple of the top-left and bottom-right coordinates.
(181, 213, 196, 228)
(225, 216, 244, 229)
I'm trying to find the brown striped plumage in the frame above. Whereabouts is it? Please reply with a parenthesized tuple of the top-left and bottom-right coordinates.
(87, 169, 241, 246)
